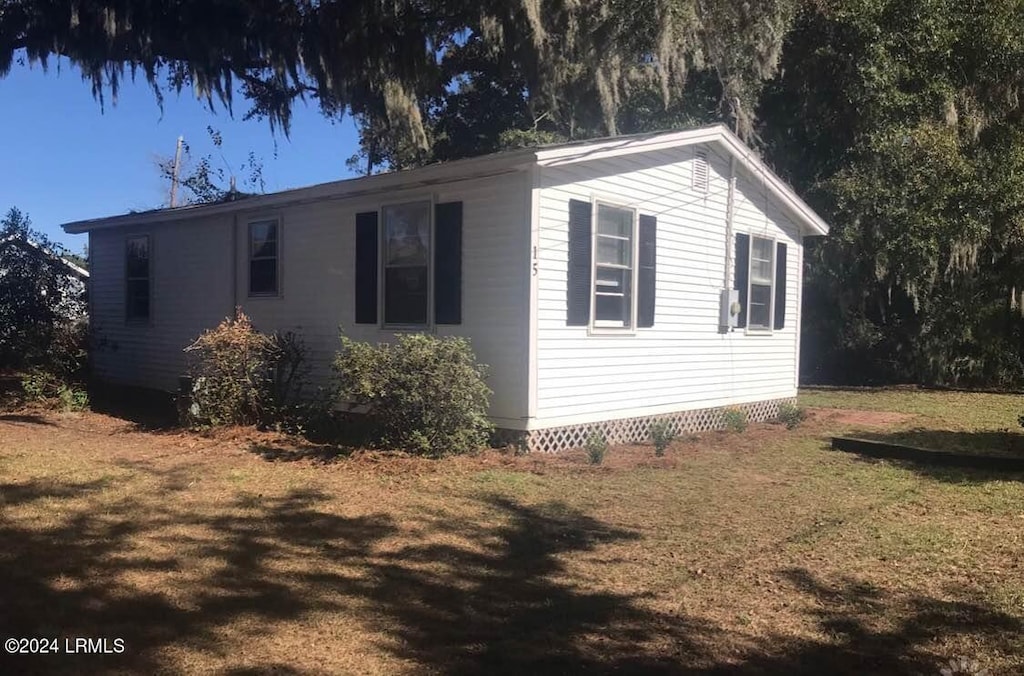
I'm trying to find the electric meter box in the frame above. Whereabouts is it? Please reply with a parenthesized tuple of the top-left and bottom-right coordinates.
(719, 288, 740, 332)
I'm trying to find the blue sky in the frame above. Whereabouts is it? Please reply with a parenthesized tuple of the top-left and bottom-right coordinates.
(0, 57, 362, 252)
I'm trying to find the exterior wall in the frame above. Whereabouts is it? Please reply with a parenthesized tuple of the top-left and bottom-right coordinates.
(87, 171, 532, 426)
(89, 214, 234, 391)
(532, 144, 804, 428)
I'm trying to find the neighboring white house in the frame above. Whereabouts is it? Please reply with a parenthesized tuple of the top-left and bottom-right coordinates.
(0, 234, 89, 321)
(62, 124, 828, 451)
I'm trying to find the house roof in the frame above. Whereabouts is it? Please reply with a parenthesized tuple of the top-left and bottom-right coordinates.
(0, 235, 89, 279)
(61, 124, 829, 237)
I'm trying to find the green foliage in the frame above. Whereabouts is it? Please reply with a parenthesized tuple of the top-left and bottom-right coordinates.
(184, 310, 319, 429)
(0, 2, 800, 174)
(20, 369, 61, 402)
(0, 208, 88, 376)
(722, 408, 748, 433)
(57, 385, 89, 413)
(19, 369, 88, 413)
(649, 420, 675, 457)
(762, 0, 1024, 388)
(776, 402, 807, 430)
(158, 127, 266, 205)
(584, 432, 608, 465)
(331, 333, 493, 457)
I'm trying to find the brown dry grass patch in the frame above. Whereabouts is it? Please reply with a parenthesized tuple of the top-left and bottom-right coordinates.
(0, 390, 1022, 674)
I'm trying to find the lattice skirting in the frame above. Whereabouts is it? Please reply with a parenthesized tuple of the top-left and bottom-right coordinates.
(494, 397, 795, 453)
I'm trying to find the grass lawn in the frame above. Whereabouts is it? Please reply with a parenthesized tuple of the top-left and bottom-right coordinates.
(1, 390, 1022, 675)
(802, 386, 1024, 458)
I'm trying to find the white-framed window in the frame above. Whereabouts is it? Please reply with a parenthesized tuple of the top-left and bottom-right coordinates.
(248, 219, 280, 296)
(125, 235, 150, 322)
(592, 202, 638, 329)
(382, 200, 432, 326)
(748, 235, 775, 330)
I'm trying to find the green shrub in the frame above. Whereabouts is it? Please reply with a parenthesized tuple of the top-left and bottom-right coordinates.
(0, 208, 88, 373)
(776, 402, 808, 430)
(332, 333, 493, 457)
(184, 310, 319, 429)
(20, 369, 61, 401)
(649, 419, 675, 457)
(722, 407, 748, 433)
(57, 384, 89, 412)
(18, 368, 88, 412)
(584, 432, 608, 465)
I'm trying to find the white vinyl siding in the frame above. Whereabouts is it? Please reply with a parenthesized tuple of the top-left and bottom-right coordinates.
(90, 215, 234, 390)
(533, 144, 803, 427)
(87, 172, 532, 425)
(84, 134, 811, 433)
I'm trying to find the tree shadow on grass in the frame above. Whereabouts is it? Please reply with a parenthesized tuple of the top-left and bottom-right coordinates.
(723, 568, 1024, 675)
(1, 469, 1021, 674)
(345, 495, 712, 674)
(248, 442, 353, 464)
(0, 413, 55, 425)
(0, 476, 396, 675)
(86, 382, 180, 432)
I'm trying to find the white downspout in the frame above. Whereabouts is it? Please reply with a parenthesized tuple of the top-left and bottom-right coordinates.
(724, 155, 737, 290)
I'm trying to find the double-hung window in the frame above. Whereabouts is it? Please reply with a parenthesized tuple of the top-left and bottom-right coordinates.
(125, 235, 150, 322)
(593, 203, 637, 329)
(748, 236, 775, 330)
(383, 201, 431, 325)
(249, 220, 279, 296)
(354, 200, 462, 327)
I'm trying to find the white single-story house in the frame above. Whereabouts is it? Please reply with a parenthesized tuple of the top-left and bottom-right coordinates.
(62, 124, 828, 451)
(0, 234, 89, 321)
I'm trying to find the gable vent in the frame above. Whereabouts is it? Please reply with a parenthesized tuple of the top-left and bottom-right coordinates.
(693, 149, 709, 192)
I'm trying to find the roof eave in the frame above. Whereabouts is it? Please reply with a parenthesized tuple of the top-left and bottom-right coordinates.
(61, 148, 538, 234)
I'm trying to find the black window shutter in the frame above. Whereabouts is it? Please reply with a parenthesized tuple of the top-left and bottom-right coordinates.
(734, 233, 750, 328)
(355, 211, 378, 324)
(638, 214, 657, 328)
(434, 201, 463, 324)
(567, 199, 593, 326)
(774, 242, 787, 330)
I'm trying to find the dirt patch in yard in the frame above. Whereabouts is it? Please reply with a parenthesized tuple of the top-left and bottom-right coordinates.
(807, 407, 917, 428)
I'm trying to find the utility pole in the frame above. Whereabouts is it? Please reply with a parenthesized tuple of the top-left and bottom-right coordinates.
(169, 135, 184, 207)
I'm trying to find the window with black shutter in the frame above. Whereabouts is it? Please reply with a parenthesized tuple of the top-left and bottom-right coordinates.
(774, 242, 788, 330)
(355, 201, 463, 327)
(355, 211, 379, 324)
(567, 199, 656, 331)
(382, 201, 431, 325)
(637, 215, 657, 328)
(593, 203, 636, 329)
(736, 233, 787, 332)
(434, 202, 463, 325)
